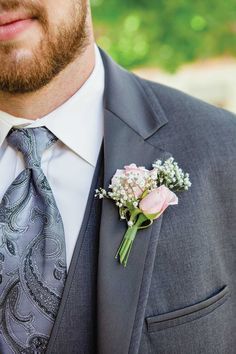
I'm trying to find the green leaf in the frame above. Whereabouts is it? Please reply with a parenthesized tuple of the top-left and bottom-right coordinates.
(143, 211, 162, 220)
(141, 190, 149, 199)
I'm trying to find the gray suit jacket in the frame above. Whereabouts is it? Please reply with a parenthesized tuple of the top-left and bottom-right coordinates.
(97, 48, 236, 354)
(47, 47, 236, 354)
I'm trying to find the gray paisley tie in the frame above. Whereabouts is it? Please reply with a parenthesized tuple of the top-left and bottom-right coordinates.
(0, 127, 67, 353)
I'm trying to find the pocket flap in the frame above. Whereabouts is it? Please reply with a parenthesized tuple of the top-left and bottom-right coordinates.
(146, 285, 230, 332)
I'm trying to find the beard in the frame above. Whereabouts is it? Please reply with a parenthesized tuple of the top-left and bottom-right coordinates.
(0, 0, 89, 94)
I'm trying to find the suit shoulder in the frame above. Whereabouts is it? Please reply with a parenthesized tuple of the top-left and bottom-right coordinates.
(131, 74, 236, 166)
(133, 73, 236, 134)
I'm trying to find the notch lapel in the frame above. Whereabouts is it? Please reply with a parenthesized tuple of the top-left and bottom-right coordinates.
(97, 48, 172, 354)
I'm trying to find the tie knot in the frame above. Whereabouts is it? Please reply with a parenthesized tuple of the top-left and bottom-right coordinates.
(7, 127, 58, 169)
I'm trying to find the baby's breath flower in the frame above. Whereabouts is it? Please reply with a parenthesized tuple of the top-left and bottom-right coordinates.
(95, 188, 107, 199)
(104, 165, 158, 208)
(96, 158, 191, 212)
(152, 157, 191, 191)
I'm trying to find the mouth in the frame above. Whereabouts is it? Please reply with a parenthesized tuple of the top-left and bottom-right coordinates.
(0, 13, 36, 41)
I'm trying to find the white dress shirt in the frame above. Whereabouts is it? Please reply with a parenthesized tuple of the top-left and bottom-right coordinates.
(0, 44, 105, 269)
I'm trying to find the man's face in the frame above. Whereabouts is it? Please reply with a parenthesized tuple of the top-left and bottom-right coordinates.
(0, 0, 89, 93)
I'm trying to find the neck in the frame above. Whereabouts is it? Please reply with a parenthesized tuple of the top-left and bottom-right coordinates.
(0, 41, 96, 120)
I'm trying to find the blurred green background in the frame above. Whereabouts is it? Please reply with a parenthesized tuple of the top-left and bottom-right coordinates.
(91, 0, 236, 72)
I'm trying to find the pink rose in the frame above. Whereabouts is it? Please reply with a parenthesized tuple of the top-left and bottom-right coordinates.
(139, 185, 178, 219)
(111, 169, 123, 185)
(111, 164, 149, 199)
(125, 164, 149, 198)
(124, 163, 148, 174)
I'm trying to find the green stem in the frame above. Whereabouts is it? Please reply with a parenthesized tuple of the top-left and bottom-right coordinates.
(130, 208, 142, 223)
(116, 213, 149, 267)
(116, 225, 138, 266)
(136, 213, 148, 227)
(115, 232, 131, 259)
(119, 226, 138, 263)
(122, 239, 134, 267)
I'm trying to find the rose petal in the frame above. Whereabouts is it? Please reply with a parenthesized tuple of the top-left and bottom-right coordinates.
(139, 185, 178, 218)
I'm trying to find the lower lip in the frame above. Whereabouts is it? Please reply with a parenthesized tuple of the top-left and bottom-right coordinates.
(0, 18, 34, 41)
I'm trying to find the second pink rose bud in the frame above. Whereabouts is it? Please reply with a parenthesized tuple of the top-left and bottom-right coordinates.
(139, 185, 178, 219)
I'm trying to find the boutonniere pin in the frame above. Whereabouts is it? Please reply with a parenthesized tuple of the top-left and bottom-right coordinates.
(95, 157, 191, 267)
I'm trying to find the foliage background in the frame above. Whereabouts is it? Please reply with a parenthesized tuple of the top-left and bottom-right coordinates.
(91, 0, 236, 72)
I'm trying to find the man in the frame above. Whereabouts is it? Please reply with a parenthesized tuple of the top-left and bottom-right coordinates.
(0, 0, 235, 353)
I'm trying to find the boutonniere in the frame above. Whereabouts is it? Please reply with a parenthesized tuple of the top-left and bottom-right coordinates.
(95, 157, 191, 267)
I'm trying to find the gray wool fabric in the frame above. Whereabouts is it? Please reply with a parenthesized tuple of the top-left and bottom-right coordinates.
(95, 48, 236, 354)
(0, 127, 67, 353)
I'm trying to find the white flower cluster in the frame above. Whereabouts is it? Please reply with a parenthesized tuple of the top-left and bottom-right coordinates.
(95, 158, 191, 216)
(107, 168, 157, 209)
(95, 188, 107, 199)
(152, 157, 191, 191)
(95, 165, 158, 212)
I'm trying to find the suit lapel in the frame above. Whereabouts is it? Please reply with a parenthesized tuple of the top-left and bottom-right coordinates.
(97, 48, 172, 354)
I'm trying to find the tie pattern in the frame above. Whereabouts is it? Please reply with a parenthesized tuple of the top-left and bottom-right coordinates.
(0, 127, 67, 353)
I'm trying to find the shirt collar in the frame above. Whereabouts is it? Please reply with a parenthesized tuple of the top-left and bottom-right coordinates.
(0, 43, 105, 167)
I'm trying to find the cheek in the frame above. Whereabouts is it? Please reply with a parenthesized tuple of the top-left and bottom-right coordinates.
(44, 0, 78, 26)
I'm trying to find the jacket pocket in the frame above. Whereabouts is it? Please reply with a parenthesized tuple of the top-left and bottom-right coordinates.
(146, 285, 230, 333)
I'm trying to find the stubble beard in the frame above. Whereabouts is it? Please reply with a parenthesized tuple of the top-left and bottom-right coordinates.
(0, 0, 89, 94)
